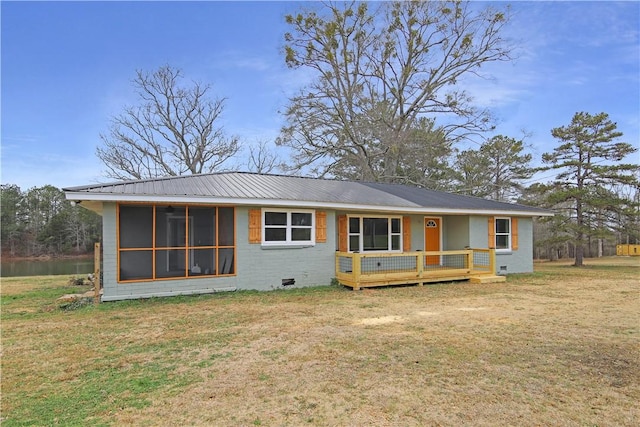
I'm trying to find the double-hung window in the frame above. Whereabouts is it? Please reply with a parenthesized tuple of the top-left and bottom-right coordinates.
(263, 209, 315, 246)
(348, 216, 402, 252)
(495, 217, 511, 251)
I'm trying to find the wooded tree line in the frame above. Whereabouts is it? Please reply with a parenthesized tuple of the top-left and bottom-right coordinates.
(3, 1, 638, 263)
(1, 185, 102, 257)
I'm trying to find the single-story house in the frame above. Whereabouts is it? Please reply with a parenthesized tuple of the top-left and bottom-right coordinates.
(63, 172, 553, 301)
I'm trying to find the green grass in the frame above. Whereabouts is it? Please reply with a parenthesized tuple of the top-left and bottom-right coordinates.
(7, 363, 187, 427)
(1, 277, 210, 426)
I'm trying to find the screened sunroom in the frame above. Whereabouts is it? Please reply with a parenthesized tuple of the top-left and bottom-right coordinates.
(117, 204, 235, 282)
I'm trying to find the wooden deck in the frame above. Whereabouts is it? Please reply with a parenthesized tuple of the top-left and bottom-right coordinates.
(335, 249, 505, 290)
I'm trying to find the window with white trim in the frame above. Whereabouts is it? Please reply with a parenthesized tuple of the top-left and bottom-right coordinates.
(262, 209, 315, 245)
(495, 217, 511, 251)
(348, 216, 402, 252)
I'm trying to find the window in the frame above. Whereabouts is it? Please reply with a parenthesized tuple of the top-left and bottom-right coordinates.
(118, 204, 235, 282)
(262, 209, 315, 245)
(495, 217, 511, 251)
(348, 216, 402, 252)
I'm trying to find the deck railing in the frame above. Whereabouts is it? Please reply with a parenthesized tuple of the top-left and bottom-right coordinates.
(335, 248, 496, 290)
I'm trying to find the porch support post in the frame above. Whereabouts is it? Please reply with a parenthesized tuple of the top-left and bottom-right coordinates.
(489, 248, 497, 275)
(416, 252, 424, 286)
(93, 242, 101, 304)
(353, 253, 362, 291)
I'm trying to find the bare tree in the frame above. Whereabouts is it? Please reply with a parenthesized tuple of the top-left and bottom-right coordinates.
(246, 140, 281, 174)
(279, 1, 512, 182)
(97, 66, 239, 180)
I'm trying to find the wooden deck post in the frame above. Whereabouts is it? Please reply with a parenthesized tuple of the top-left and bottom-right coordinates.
(489, 248, 496, 275)
(416, 252, 424, 286)
(94, 242, 101, 304)
(353, 253, 362, 290)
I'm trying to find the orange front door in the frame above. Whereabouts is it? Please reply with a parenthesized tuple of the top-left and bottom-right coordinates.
(424, 217, 441, 265)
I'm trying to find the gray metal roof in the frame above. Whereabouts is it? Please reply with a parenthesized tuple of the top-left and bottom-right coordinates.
(361, 182, 548, 213)
(64, 172, 552, 216)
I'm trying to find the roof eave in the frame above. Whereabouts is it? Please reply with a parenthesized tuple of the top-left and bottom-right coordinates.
(64, 192, 554, 217)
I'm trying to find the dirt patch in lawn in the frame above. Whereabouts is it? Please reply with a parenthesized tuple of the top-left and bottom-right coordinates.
(2, 257, 639, 426)
(358, 315, 404, 325)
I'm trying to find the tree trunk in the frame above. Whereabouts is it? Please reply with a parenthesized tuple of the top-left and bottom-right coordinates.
(574, 241, 584, 266)
(598, 238, 603, 258)
(574, 197, 584, 266)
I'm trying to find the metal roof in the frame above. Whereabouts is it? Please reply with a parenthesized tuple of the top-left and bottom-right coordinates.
(63, 172, 552, 216)
(361, 182, 548, 213)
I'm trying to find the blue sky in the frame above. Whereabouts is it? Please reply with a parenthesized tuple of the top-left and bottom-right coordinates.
(2, 1, 638, 191)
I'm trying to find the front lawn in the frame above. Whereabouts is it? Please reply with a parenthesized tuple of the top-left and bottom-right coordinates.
(1, 257, 638, 426)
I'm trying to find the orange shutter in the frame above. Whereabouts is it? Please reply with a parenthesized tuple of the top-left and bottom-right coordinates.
(248, 209, 261, 243)
(337, 215, 347, 252)
(402, 216, 412, 252)
(488, 216, 495, 249)
(316, 211, 327, 243)
(512, 217, 518, 251)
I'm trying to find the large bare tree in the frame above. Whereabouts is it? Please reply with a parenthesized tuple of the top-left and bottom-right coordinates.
(278, 0, 512, 182)
(97, 66, 239, 180)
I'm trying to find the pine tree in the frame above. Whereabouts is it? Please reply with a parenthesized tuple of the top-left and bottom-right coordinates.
(541, 112, 638, 266)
